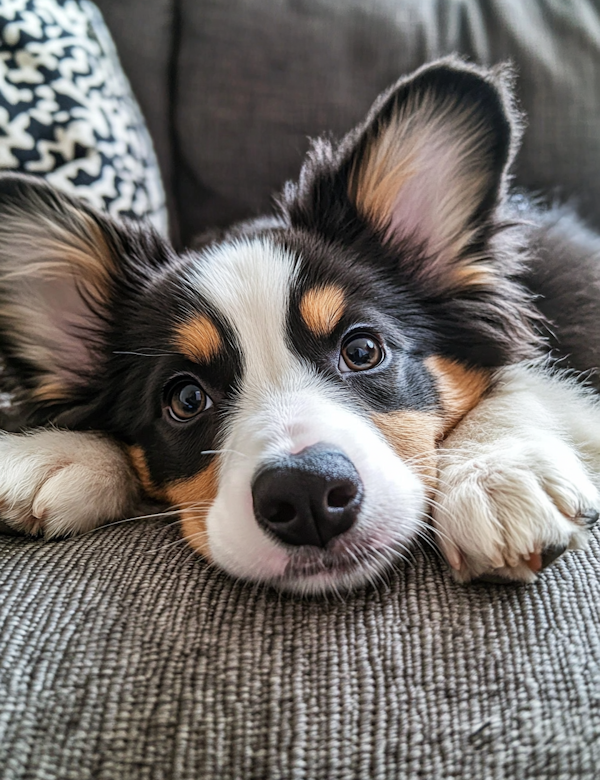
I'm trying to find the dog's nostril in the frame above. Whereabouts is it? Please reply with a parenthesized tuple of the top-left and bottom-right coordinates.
(268, 502, 297, 524)
(327, 485, 355, 509)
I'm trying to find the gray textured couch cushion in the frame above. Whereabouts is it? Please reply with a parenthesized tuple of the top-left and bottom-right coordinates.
(2, 521, 600, 779)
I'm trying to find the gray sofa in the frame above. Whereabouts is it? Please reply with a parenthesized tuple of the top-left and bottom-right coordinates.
(2, 1, 600, 778)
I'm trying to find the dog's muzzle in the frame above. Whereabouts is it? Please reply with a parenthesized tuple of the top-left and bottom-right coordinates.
(252, 443, 363, 547)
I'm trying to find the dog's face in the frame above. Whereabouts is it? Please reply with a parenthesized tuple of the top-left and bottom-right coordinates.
(0, 59, 539, 593)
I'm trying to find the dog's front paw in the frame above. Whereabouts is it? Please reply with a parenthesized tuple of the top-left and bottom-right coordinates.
(0, 430, 139, 538)
(433, 436, 599, 583)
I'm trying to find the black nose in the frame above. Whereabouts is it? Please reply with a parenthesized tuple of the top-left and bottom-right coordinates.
(252, 444, 363, 548)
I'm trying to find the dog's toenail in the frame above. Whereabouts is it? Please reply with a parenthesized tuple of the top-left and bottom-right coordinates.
(526, 552, 542, 573)
(579, 509, 599, 528)
(540, 544, 567, 569)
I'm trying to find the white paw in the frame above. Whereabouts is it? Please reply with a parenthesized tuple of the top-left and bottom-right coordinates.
(0, 429, 139, 538)
(433, 436, 599, 583)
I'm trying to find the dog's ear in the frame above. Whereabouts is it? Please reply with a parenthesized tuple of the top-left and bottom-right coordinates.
(285, 58, 521, 291)
(0, 174, 167, 407)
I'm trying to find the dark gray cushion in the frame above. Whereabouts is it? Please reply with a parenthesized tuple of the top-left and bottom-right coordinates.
(169, 0, 600, 243)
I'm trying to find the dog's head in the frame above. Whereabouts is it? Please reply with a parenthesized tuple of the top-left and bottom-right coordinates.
(0, 59, 540, 592)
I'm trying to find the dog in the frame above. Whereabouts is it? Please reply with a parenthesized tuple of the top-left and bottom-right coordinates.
(1, 57, 600, 595)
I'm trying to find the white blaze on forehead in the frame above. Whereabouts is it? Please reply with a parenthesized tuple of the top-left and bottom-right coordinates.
(189, 236, 299, 383)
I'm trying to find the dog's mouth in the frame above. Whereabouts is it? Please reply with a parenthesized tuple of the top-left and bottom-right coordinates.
(274, 535, 397, 593)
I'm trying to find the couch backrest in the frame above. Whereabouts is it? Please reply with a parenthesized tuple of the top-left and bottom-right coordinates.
(96, 0, 600, 247)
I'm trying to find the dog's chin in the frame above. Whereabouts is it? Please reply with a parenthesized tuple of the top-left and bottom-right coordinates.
(207, 520, 417, 596)
(263, 537, 400, 596)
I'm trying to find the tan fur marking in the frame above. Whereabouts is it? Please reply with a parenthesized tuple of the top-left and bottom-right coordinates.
(426, 356, 490, 432)
(348, 105, 491, 251)
(128, 445, 218, 559)
(174, 315, 221, 363)
(372, 410, 443, 489)
(31, 379, 71, 402)
(1, 205, 115, 403)
(54, 211, 114, 286)
(453, 262, 496, 288)
(299, 285, 346, 337)
(164, 460, 219, 560)
(127, 445, 166, 501)
(350, 147, 417, 232)
(4, 211, 114, 288)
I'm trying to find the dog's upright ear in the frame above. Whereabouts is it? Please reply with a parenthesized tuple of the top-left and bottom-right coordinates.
(0, 174, 168, 410)
(284, 58, 522, 293)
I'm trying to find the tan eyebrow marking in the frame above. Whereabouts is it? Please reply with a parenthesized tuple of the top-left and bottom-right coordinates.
(174, 314, 222, 363)
(299, 285, 346, 337)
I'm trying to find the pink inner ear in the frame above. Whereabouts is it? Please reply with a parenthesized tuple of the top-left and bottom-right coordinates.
(36, 276, 100, 385)
(386, 137, 483, 267)
(387, 164, 441, 252)
(352, 90, 497, 275)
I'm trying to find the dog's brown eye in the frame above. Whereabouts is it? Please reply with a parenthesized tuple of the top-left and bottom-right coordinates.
(165, 379, 212, 421)
(340, 333, 383, 372)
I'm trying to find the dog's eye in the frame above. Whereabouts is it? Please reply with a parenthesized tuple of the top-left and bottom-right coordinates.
(165, 378, 213, 421)
(339, 333, 383, 372)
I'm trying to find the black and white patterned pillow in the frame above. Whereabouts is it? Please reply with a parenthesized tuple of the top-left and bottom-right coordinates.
(0, 0, 167, 234)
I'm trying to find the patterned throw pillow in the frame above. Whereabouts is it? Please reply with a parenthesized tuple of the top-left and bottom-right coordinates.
(0, 0, 167, 234)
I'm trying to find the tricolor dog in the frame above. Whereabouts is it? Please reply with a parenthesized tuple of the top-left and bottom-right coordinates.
(1, 58, 600, 594)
